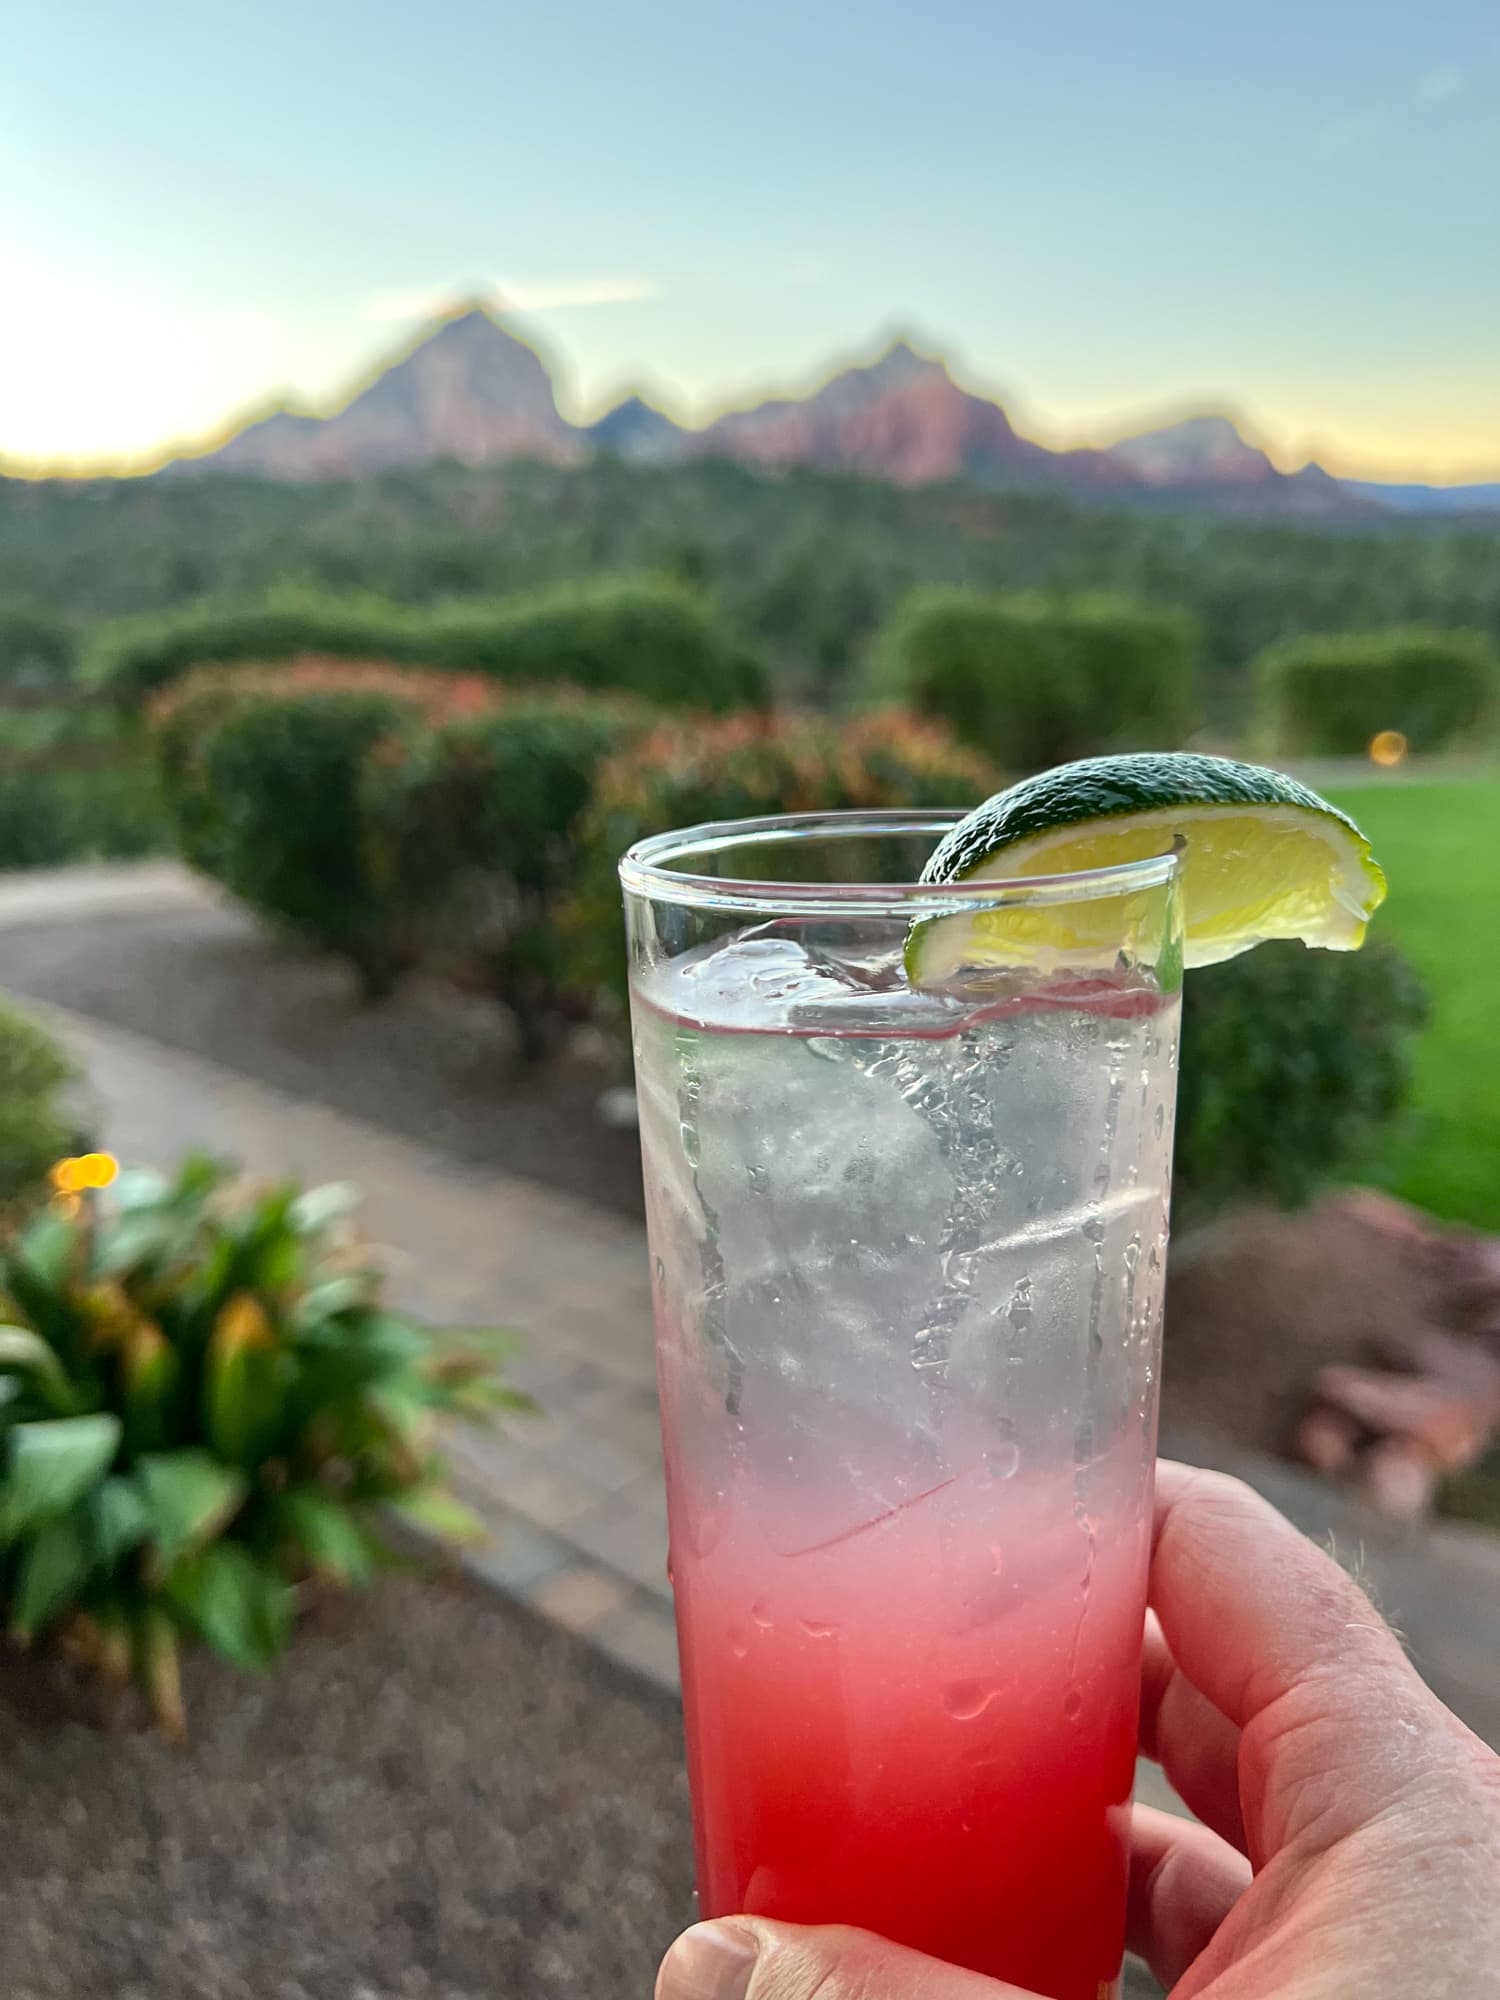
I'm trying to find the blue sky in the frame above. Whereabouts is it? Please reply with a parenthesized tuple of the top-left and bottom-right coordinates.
(3, 0, 1498, 474)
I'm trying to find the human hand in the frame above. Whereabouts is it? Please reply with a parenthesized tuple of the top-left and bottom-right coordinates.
(656, 1460, 1500, 1999)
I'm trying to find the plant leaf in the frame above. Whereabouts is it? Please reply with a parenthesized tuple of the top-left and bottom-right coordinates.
(15, 1208, 77, 1288)
(203, 1294, 284, 1464)
(0, 1325, 77, 1413)
(164, 1542, 292, 1671)
(136, 1450, 246, 1561)
(10, 1508, 96, 1640)
(288, 1182, 359, 1236)
(90, 1474, 152, 1565)
(276, 1489, 375, 1584)
(0, 1414, 121, 1541)
(120, 1320, 181, 1454)
(292, 1276, 371, 1331)
(387, 1484, 488, 1547)
(110, 1166, 169, 1210)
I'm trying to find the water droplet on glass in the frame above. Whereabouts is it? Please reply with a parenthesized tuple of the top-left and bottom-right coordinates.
(1063, 1686, 1083, 1722)
(988, 1545, 1005, 1577)
(750, 1598, 774, 1631)
(799, 1618, 837, 1640)
(1153, 1101, 1166, 1137)
(943, 1679, 1000, 1721)
(746, 1163, 769, 1193)
(988, 1440, 1021, 1481)
(730, 1627, 750, 1661)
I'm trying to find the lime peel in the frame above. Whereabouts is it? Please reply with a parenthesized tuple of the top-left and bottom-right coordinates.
(908, 753, 1387, 984)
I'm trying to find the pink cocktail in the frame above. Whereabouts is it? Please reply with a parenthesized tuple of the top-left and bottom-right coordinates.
(622, 814, 1181, 2000)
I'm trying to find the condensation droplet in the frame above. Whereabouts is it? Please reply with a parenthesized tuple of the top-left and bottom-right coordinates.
(1153, 1101, 1166, 1137)
(799, 1618, 837, 1640)
(988, 1545, 1005, 1577)
(1063, 1686, 1083, 1722)
(730, 1627, 750, 1661)
(943, 1679, 1000, 1721)
(750, 1598, 774, 1630)
(988, 1440, 1022, 1481)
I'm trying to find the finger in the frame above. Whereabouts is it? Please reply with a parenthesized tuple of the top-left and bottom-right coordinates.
(1140, 1615, 1246, 1851)
(1127, 1804, 1251, 1992)
(657, 1920, 1041, 2000)
(1151, 1461, 1442, 1849)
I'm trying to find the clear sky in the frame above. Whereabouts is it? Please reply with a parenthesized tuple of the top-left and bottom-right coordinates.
(4, 0, 1498, 477)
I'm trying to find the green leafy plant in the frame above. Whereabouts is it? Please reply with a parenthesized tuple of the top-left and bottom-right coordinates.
(568, 707, 998, 1010)
(1254, 626, 1498, 756)
(1175, 937, 1429, 1218)
(362, 689, 655, 1058)
(870, 586, 1199, 770)
(95, 576, 768, 713)
(0, 1156, 527, 1738)
(0, 1000, 78, 1212)
(151, 660, 490, 996)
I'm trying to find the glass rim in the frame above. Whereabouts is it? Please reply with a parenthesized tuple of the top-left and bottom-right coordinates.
(618, 809, 1180, 919)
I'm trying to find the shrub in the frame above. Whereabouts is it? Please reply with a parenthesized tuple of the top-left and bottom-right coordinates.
(0, 1000, 77, 1210)
(568, 708, 998, 1009)
(152, 660, 492, 995)
(1175, 937, 1429, 1217)
(0, 1155, 527, 1737)
(0, 604, 76, 691)
(93, 577, 767, 714)
(0, 761, 164, 870)
(362, 691, 655, 1056)
(420, 576, 767, 712)
(1254, 627, 1498, 756)
(870, 587, 1199, 770)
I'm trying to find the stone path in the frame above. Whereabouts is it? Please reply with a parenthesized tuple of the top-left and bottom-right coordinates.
(4, 863, 1499, 1759)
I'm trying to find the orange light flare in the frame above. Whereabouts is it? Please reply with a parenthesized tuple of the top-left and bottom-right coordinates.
(1368, 729, 1409, 768)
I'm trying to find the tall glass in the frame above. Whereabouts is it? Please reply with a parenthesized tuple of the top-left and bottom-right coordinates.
(621, 813, 1182, 2000)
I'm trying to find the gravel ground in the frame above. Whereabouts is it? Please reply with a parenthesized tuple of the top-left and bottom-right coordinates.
(0, 904, 647, 1219)
(0, 1571, 693, 2000)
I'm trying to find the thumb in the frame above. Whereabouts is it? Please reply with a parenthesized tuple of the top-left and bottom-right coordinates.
(657, 1919, 1041, 2000)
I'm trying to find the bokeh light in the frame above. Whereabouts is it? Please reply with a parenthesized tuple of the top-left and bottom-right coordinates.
(1369, 730, 1408, 768)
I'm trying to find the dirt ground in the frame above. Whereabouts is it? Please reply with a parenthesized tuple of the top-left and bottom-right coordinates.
(0, 1571, 693, 2000)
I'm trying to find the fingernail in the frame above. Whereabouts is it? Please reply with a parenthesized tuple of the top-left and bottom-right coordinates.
(657, 1920, 759, 2000)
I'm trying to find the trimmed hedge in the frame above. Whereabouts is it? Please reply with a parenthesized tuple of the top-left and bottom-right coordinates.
(152, 660, 657, 1040)
(364, 691, 654, 1054)
(870, 587, 1199, 770)
(1255, 626, 1498, 756)
(92, 577, 767, 714)
(1176, 937, 1428, 1215)
(0, 997, 78, 1210)
(567, 708, 999, 1007)
(152, 661, 487, 994)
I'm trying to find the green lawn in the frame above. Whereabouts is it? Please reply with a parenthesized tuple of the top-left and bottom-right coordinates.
(1327, 774, 1500, 1229)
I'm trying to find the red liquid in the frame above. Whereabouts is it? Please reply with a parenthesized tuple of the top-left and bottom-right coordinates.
(670, 1458, 1147, 2000)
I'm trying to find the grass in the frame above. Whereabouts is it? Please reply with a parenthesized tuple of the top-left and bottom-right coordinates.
(1328, 772, 1500, 1229)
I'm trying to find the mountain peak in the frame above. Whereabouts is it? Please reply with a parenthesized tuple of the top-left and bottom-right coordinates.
(1108, 410, 1273, 486)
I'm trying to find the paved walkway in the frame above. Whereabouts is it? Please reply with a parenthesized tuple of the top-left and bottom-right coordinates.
(4, 864, 1499, 1756)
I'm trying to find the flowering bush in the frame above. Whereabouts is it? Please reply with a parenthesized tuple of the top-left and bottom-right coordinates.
(567, 708, 998, 1008)
(0, 1155, 526, 1737)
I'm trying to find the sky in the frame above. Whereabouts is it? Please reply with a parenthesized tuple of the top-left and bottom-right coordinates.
(3, 0, 1499, 478)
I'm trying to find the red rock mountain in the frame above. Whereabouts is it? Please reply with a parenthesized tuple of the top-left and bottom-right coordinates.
(686, 341, 1135, 492)
(184, 308, 580, 478)
(1105, 414, 1372, 519)
(167, 308, 1374, 518)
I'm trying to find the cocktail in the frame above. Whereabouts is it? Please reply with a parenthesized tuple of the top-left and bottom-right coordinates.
(620, 758, 1386, 2000)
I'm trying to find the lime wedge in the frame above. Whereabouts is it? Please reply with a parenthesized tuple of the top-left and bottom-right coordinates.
(908, 753, 1387, 983)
